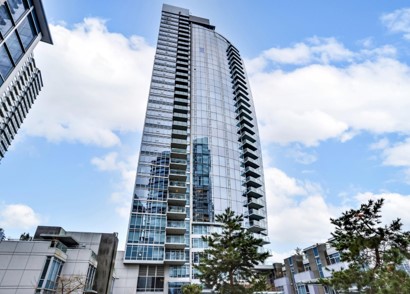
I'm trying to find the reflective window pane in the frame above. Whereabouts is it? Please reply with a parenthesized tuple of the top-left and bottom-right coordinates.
(6, 31, 23, 63)
(0, 4, 13, 36)
(0, 45, 13, 78)
(17, 14, 36, 49)
(7, 0, 27, 22)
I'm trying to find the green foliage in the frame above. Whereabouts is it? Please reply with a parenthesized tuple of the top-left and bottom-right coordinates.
(321, 198, 410, 293)
(181, 283, 202, 294)
(19, 232, 31, 241)
(195, 208, 270, 293)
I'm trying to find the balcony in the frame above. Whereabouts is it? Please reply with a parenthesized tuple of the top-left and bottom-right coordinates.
(170, 158, 187, 169)
(174, 97, 188, 106)
(173, 112, 188, 122)
(239, 125, 255, 135)
(242, 166, 261, 179)
(239, 132, 256, 143)
(165, 235, 186, 249)
(167, 206, 186, 220)
(168, 193, 187, 206)
(230, 67, 245, 78)
(170, 147, 186, 159)
(238, 116, 254, 128)
(169, 169, 186, 181)
(174, 91, 189, 99)
(229, 58, 242, 68)
(172, 121, 188, 130)
(244, 197, 264, 209)
(245, 209, 265, 220)
(231, 72, 246, 84)
(164, 250, 186, 265)
(235, 92, 250, 103)
(173, 104, 189, 114)
(234, 86, 248, 98)
(236, 102, 251, 114)
(168, 181, 186, 193)
(244, 187, 264, 199)
(246, 220, 267, 233)
(171, 138, 187, 149)
(171, 129, 187, 139)
(166, 221, 186, 235)
(230, 63, 244, 74)
(236, 109, 253, 122)
(244, 156, 259, 169)
(245, 176, 262, 188)
(242, 138, 257, 151)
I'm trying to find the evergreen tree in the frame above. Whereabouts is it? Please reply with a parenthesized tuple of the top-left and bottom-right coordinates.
(181, 283, 202, 294)
(195, 208, 270, 293)
(321, 198, 410, 293)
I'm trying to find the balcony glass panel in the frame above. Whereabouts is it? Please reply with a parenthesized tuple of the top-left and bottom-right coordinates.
(0, 4, 13, 36)
(6, 31, 23, 63)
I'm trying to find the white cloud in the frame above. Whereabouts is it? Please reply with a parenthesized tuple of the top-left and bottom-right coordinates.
(381, 8, 410, 40)
(264, 166, 410, 258)
(370, 138, 389, 150)
(286, 146, 317, 165)
(23, 18, 155, 147)
(91, 151, 138, 218)
(263, 167, 339, 252)
(382, 138, 410, 167)
(260, 37, 354, 66)
(248, 53, 410, 146)
(0, 204, 41, 230)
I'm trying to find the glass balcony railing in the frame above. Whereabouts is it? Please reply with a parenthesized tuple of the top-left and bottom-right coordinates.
(166, 235, 185, 244)
(169, 181, 186, 188)
(168, 206, 186, 213)
(170, 158, 187, 165)
(165, 250, 185, 260)
(168, 193, 186, 200)
(167, 221, 185, 229)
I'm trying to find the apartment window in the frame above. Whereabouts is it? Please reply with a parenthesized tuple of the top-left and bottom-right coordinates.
(0, 45, 14, 78)
(37, 256, 64, 291)
(328, 252, 341, 265)
(85, 264, 96, 291)
(137, 265, 164, 292)
(17, 14, 36, 49)
(6, 31, 23, 63)
(0, 4, 13, 36)
(7, 0, 28, 22)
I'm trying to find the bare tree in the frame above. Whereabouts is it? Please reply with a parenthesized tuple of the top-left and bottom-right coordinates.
(57, 275, 86, 294)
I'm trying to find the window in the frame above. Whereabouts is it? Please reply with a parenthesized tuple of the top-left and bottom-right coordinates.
(0, 45, 14, 78)
(85, 264, 96, 291)
(137, 265, 164, 292)
(7, 0, 28, 22)
(17, 14, 36, 49)
(0, 4, 13, 36)
(328, 252, 341, 265)
(37, 256, 64, 291)
(5, 31, 23, 63)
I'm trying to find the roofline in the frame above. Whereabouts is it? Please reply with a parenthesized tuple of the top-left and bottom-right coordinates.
(32, 0, 53, 44)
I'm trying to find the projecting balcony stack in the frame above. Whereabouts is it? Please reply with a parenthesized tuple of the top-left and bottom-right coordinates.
(166, 14, 191, 266)
(227, 44, 267, 236)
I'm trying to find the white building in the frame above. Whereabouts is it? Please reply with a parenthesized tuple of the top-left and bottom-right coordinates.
(0, 226, 118, 294)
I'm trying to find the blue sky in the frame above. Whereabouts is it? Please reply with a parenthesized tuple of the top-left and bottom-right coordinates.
(2, 0, 410, 262)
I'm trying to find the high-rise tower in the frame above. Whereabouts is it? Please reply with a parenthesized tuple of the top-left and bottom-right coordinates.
(120, 4, 268, 293)
(0, 0, 52, 161)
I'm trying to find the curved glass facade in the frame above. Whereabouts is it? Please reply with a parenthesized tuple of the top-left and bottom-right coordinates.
(124, 4, 268, 293)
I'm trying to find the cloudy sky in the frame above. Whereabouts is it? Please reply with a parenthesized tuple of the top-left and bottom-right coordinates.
(1, 0, 410, 262)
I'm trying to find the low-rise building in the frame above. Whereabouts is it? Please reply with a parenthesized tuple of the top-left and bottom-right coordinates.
(0, 226, 118, 294)
(272, 243, 347, 294)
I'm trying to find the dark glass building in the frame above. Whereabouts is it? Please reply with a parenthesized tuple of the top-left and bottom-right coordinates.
(0, 0, 52, 160)
(122, 4, 268, 293)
